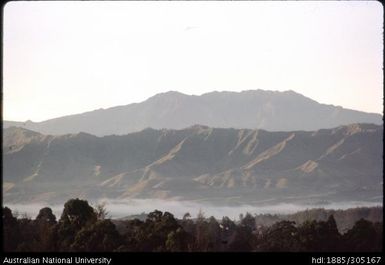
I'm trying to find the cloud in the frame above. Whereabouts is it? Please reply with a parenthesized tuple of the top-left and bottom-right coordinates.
(4, 199, 382, 221)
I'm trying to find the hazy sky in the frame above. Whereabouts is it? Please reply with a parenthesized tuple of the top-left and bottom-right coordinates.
(3, 1, 383, 122)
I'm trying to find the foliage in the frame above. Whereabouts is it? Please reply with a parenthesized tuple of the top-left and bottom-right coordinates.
(3, 207, 20, 251)
(256, 220, 301, 251)
(297, 215, 341, 252)
(36, 207, 57, 225)
(71, 220, 122, 251)
(3, 202, 383, 252)
(342, 219, 382, 252)
(56, 198, 98, 251)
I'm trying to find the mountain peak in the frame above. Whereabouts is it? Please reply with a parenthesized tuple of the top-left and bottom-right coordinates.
(186, 124, 211, 131)
(149, 91, 189, 99)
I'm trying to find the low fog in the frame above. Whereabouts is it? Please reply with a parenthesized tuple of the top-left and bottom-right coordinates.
(4, 199, 382, 221)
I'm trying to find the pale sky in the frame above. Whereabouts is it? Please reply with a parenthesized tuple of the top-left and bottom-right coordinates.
(3, 1, 383, 122)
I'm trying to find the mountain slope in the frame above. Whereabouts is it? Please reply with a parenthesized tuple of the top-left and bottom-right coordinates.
(3, 90, 382, 136)
(3, 124, 382, 205)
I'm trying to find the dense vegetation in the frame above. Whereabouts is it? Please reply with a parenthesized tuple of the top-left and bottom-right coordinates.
(3, 199, 382, 252)
(254, 206, 383, 233)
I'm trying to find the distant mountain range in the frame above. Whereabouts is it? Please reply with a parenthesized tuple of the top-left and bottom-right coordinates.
(3, 124, 382, 205)
(3, 90, 382, 136)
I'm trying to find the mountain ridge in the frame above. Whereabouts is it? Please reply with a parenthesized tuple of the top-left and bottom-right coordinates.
(3, 89, 382, 136)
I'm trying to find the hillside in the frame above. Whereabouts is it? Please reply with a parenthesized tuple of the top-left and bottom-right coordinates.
(3, 123, 382, 204)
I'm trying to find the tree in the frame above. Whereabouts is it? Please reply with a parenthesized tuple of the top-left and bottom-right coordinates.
(218, 216, 237, 251)
(15, 215, 42, 252)
(118, 219, 145, 251)
(298, 215, 341, 252)
(166, 227, 193, 251)
(134, 210, 186, 251)
(94, 202, 109, 221)
(71, 220, 122, 251)
(194, 210, 209, 251)
(36, 207, 57, 225)
(342, 219, 381, 252)
(56, 198, 97, 251)
(206, 216, 222, 251)
(240, 212, 256, 230)
(323, 215, 341, 251)
(34, 207, 57, 251)
(60, 198, 97, 228)
(147, 210, 163, 223)
(183, 212, 191, 220)
(221, 216, 236, 231)
(3, 207, 20, 251)
(257, 221, 301, 251)
(228, 213, 255, 252)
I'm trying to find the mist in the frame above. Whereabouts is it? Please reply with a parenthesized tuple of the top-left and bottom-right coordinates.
(4, 199, 382, 221)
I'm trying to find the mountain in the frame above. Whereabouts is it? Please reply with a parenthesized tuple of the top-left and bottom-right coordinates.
(3, 124, 382, 205)
(3, 90, 382, 136)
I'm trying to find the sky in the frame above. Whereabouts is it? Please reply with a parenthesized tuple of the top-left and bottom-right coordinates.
(3, 1, 383, 122)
